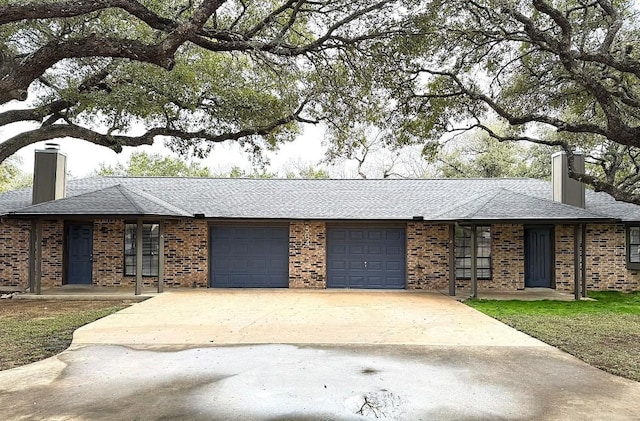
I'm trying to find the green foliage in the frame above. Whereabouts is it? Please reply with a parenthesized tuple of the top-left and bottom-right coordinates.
(435, 128, 555, 179)
(285, 164, 330, 179)
(0, 156, 31, 192)
(1, 0, 416, 165)
(382, 0, 640, 202)
(95, 152, 211, 177)
(224, 166, 277, 179)
(294, 167, 330, 179)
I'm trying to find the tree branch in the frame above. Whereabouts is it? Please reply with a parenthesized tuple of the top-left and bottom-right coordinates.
(0, 101, 308, 163)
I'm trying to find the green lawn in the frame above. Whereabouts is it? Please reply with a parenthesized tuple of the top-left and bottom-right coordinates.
(0, 300, 131, 371)
(466, 291, 640, 382)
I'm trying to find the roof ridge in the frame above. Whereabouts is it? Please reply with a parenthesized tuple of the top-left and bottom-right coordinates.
(432, 190, 494, 220)
(122, 186, 191, 217)
(466, 190, 502, 219)
(114, 185, 146, 214)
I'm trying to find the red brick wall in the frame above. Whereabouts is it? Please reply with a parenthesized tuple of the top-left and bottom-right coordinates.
(0, 220, 31, 289)
(554, 225, 576, 292)
(585, 224, 640, 291)
(93, 219, 208, 288)
(289, 221, 326, 288)
(7, 216, 640, 293)
(406, 223, 450, 290)
(92, 219, 126, 287)
(164, 219, 208, 287)
(41, 220, 64, 288)
(490, 224, 525, 290)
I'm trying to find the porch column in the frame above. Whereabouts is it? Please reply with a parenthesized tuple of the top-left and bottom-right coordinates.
(470, 224, 478, 299)
(157, 221, 165, 293)
(573, 224, 581, 300)
(581, 224, 587, 298)
(449, 223, 456, 296)
(135, 218, 143, 296)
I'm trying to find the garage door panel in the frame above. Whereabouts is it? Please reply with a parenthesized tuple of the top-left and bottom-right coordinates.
(327, 227, 406, 289)
(210, 226, 289, 288)
(386, 261, 403, 271)
(247, 259, 266, 270)
(386, 230, 403, 241)
(366, 276, 383, 286)
(367, 261, 383, 271)
(368, 231, 382, 240)
(349, 261, 365, 270)
(349, 231, 365, 240)
(330, 260, 347, 270)
(384, 277, 404, 288)
(349, 245, 365, 255)
(386, 246, 403, 256)
(268, 261, 287, 271)
(348, 276, 366, 288)
(367, 246, 382, 255)
(332, 230, 347, 241)
(331, 245, 347, 255)
(331, 275, 348, 287)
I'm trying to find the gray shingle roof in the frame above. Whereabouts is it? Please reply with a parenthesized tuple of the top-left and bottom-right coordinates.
(12, 185, 191, 217)
(1, 177, 638, 222)
(437, 188, 611, 221)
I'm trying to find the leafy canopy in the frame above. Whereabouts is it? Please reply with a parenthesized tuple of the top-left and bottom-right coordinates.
(95, 151, 211, 177)
(0, 0, 417, 164)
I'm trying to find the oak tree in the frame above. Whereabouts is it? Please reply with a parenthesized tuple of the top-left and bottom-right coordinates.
(395, 0, 640, 203)
(0, 0, 412, 163)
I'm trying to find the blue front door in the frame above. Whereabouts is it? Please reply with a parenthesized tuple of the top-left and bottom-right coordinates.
(524, 227, 552, 288)
(327, 227, 406, 289)
(66, 224, 93, 285)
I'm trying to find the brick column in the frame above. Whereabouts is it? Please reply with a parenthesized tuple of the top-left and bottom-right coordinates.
(406, 222, 450, 290)
(289, 221, 326, 288)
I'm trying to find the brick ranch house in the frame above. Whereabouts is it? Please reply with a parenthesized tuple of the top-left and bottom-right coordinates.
(1, 146, 640, 297)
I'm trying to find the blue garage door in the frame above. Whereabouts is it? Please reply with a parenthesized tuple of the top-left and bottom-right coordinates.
(210, 226, 289, 288)
(327, 227, 406, 289)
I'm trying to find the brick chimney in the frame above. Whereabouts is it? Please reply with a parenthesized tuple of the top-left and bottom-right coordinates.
(552, 151, 585, 208)
(32, 143, 67, 205)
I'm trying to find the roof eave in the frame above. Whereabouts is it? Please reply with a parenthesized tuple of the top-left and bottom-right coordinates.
(450, 217, 619, 225)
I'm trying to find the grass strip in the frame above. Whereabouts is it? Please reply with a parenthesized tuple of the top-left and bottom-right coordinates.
(466, 291, 640, 382)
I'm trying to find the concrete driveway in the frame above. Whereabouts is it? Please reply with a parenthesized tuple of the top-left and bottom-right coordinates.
(71, 290, 545, 348)
(1, 290, 639, 420)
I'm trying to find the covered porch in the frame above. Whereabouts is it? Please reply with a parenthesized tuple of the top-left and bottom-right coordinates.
(8, 184, 193, 296)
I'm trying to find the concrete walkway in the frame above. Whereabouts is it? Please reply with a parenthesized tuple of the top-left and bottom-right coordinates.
(72, 289, 545, 348)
